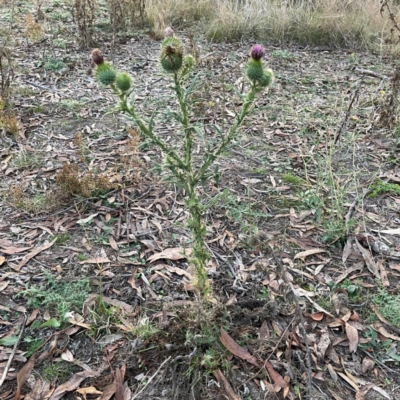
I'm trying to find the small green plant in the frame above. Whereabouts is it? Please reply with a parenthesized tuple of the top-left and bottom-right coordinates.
(297, 189, 323, 209)
(17, 271, 90, 322)
(369, 180, 400, 198)
(257, 287, 269, 300)
(77, 253, 88, 262)
(282, 173, 306, 186)
(54, 39, 67, 49)
(59, 99, 85, 111)
(54, 232, 70, 245)
(131, 316, 159, 339)
(360, 326, 392, 354)
(201, 348, 220, 370)
(92, 35, 273, 296)
(42, 361, 77, 383)
(340, 279, 361, 298)
(11, 149, 42, 169)
(44, 58, 66, 71)
(372, 287, 400, 328)
(23, 336, 45, 357)
(271, 49, 295, 60)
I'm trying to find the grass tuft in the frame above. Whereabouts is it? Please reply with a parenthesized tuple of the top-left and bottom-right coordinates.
(146, 0, 396, 48)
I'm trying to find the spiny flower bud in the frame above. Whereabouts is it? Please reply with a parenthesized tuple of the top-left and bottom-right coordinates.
(160, 37, 184, 73)
(96, 64, 116, 86)
(251, 44, 265, 61)
(164, 27, 175, 37)
(183, 54, 195, 69)
(258, 69, 274, 88)
(91, 48, 104, 65)
(116, 72, 132, 92)
(246, 59, 264, 83)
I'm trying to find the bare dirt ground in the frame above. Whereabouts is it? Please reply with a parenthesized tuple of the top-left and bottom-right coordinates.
(1, 2, 400, 400)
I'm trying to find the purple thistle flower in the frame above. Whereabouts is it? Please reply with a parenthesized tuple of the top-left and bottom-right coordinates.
(251, 45, 265, 61)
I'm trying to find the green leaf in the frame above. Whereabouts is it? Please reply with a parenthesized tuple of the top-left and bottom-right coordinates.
(193, 125, 205, 140)
(184, 73, 201, 99)
(39, 318, 61, 328)
(389, 353, 400, 362)
(0, 336, 19, 346)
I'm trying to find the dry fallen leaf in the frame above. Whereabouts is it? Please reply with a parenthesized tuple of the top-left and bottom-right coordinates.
(127, 269, 144, 300)
(147, 247, 192, 262)
(263, 359, 288, 388)
(346, 322, 359, 353)
(337, 371, 359, 391)
(109, 236, 119, 251)
(354, 238, 380, 279)
(371, 321, 400, 341)
(213, 369, 241, 400)
(355, 384, 374, 400)
(15, 239, 57, 271)
(361, 357, 375, 373)
(15, 357, 37, 400)
(79, 256, 111, 264)
(0, 256, 5, 266)
(219, 327, 260, 367)
(293, 248, 326, 261)
(61, 349, 74, 362)
(76, 386, 102, 395)
(317, 329, 331, 359)
(342, 238, 352, 263)
(0, 246, 32, 255)
(115, 364, 126, 400)
(49, 369, 102, 400)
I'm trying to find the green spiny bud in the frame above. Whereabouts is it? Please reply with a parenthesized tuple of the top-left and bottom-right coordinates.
(115, 72, 132, 92)
(161, 36, 182, 49)
(258, 68, 274, 88)
(246, 59, 264, 83)
(96, 63, 116, 85)
(184, 54, 195, 70)
(160, 47, 183, 73)
(160, 36, 184, 73)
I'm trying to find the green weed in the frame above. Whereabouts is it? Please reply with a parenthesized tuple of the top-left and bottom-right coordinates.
(44, 58, 66, 71)
(371, 287, 400, 328)
(369, 180, 400, 198)
(42, 361, 77, 383)
(17, 271, 90, 322)
(54, 232, 70, 245)
(282, 173, 307, 186)
(272, 50, 295, 60)
(131, 316, 159, 340)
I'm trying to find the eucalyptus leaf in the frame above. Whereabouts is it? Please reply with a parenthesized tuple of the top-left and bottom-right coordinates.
(39, 318, 61, 328)
(0, 335, 19, 346)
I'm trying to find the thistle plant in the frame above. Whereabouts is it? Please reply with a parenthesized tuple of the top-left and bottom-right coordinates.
(91, 33, 273, 297)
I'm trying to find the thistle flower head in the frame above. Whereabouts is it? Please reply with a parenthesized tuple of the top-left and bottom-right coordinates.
(96, 64, 116, 86)
(91, 48, 104, 65)
(164, 27, 175, 37)
(251, 45, 265, 61)
(160, 36, 184, 73)
(116, 72, 132, 92)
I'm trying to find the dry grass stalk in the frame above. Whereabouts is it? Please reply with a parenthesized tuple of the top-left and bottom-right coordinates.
(145, 0, 397, 47)
(55, 164, 113, 198)
(23, 13, 44, 42)
(109, 0, 146, 32)
(0, 45, 13, 101)
(71, 0, 96, 49)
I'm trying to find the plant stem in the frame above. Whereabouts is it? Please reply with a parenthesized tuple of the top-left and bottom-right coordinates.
(194, 88, 256, 184)
(118, 96, 186, 170)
